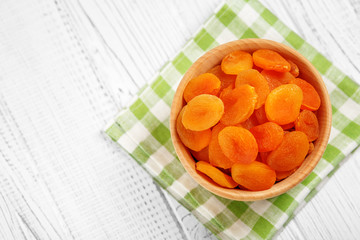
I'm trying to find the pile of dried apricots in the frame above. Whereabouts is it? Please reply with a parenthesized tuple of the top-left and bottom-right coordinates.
(177, 49, 321, 191)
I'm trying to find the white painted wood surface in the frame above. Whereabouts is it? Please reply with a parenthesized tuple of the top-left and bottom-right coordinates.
(0, 0, 359, 239)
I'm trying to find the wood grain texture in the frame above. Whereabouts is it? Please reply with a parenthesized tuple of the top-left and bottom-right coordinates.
(0, 0, 189, 239)
(0, 0, 359, 240)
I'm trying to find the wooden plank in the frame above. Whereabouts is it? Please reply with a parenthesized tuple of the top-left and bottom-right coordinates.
(0, 0, 189, 239)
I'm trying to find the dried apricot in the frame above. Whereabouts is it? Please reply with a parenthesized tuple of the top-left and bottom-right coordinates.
(287, 59, 299, 77)
(232, 161, 276, 191)
(209, 123, 233, 169)
(182, 94, 224, 131)
(259, 152, 269, 163)
(220, 84, 257, 125)
(177, 47, 322, 189)
(253, 49, 291, 72)
(308, 142, 315, 154)
(250, 122, 284, 152)
(183, 73, 221, 102)
(261, 70, 295, 87)
(276, 168, 297, 181)
(239, 113, 258, 130)
(267, 131, 309, 171)
(261, 70, 282, 91)
(219, 167, 231, 176)
(221, 50, 253, 75)
(255, 154, 263, 162)
(254, 106, 268, 124)
(191, 146, 209, 162)
(235, 69, 270, 109)
(280, 122, 295, 130)
(207, 65, 236, 91)
(196, 161, 238, 188)
(218, 126, 258, 164)
(295, 110, 319, 142)
(290, 78, 321, 111)
(265, 84, 303, 125)
(252, 64, 263, 72)
(176, 106, 212, 151)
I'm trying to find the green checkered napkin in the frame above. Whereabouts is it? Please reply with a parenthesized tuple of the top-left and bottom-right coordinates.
(105, 0, 360, 239)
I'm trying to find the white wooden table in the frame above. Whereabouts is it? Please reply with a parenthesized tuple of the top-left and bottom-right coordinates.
(0, 0, 359, 239)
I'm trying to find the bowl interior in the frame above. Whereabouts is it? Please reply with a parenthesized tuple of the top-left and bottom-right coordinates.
(170, 39, 332, 201)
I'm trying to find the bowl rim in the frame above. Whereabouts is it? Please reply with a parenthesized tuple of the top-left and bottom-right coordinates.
(170, 39, 332, 201)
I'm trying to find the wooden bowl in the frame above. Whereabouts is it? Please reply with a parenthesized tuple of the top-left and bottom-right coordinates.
(170, 39, 331, 201)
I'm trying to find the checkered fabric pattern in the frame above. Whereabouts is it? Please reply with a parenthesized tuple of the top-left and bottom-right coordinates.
(105, 0, 360, 239)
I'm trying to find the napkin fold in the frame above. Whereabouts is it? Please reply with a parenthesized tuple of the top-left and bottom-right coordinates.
(105, 0, 360, 239)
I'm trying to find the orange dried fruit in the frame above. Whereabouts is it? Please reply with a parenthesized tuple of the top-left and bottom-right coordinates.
(218, 126, 258, 164)
(255, 154, 262, 162)
(176, 106, 212, 151)
(235, 69, 270, 109)
(308, 142, 315, 154)
(177, 47, 323, 190)
(261, 70, 282, 91)
(231, 161, 276, 191)
(276, 168, 297, 181)
(254, 106, 268, 124)
(191, 146, 209, 162)
(265, 84, 303, 125)
(183, 73, 221, 103)
(295, 110, 319, 142)
(219, 167, 231, 176)
(259, 152, 269, 163)
(252, 64, 263, 72)
(261, 70, 295, 87)
(287, 59, 299, 77)
(221, 50, 253, 75)
(280, 122, 295, 130)
(220, 84, 257, 125)
(250, 122, 284, 152)
(239, 113, 259, 130)
(267, 131, 309, 171)
(290, 78, 321, 111)
(182, 94, 224, 131)
(207, 65, 236, 91)
(253, 49, 291, 72)
(209, 123, 233, 169)
(196, 161, 238, 188)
